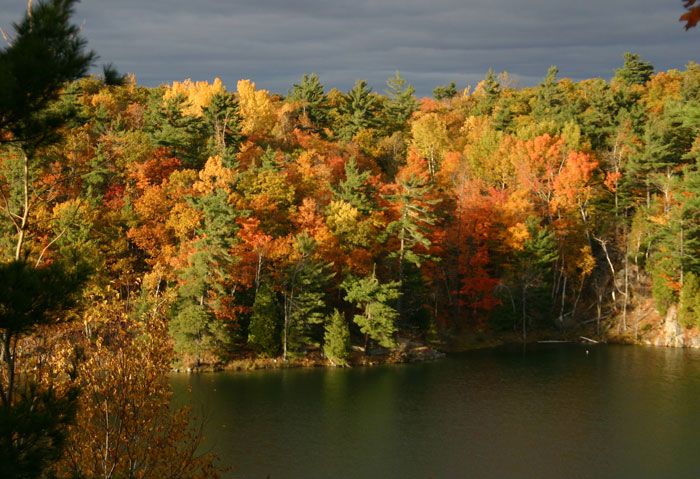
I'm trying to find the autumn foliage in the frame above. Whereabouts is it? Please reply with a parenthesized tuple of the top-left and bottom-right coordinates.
(2, 47, 700, 477)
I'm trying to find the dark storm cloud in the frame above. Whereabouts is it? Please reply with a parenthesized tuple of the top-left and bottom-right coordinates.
(1, 0, 697, 95)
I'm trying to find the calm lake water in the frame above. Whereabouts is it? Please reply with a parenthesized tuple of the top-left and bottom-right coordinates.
(171, 344, 700, 479)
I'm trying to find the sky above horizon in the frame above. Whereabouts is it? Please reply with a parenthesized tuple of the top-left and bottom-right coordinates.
(1, 0, 698, 96)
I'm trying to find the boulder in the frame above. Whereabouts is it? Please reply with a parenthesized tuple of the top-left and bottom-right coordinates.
(662, 305, 684, 348)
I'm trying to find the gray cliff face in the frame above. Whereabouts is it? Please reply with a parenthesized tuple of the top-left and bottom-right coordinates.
(660, 305, 684, 348)
(639, 305, 700, 349)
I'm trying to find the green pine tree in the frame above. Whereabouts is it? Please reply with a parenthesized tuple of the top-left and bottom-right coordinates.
(248, 283, 281, 356)
(384, 173, 438, 320)
(171, 178, 239, 363)
(0, 2, 94, 477)
(331, 157, 374, 213)
(338, 80, 380, 140)
(280, 233, 334, 359)
(342, 271, 401, 350)
(143, 91, 208, 168)
(202, 91, 242, 164)
(432, 81, 458, 101)
(679, 273, 700, 327)
(614, 52, 654, 86)
(532, 65, 566, 122)
(475, 68, 501, 115)
(288, 73, 329, 132)
(383, 71, 418, 133)
(508, 220, 559, 342)
(323, 310, 351, 366)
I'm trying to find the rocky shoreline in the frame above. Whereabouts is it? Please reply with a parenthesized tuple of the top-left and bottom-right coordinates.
(172, 339, 447, 374)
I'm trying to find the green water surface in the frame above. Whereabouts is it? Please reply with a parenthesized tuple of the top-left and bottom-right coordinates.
(171, 344, 700, 479)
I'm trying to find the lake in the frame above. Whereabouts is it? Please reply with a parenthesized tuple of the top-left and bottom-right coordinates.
(171, 344, 700, 479)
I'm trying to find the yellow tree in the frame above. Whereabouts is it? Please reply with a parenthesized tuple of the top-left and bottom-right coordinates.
(236, 79, 277, 138)
(410, 112, 449, 180)
(164, 78, 226, 117)
(53, 296, 219, 479)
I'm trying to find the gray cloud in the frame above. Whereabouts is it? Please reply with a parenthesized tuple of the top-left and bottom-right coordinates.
(0, 0, 697, 95)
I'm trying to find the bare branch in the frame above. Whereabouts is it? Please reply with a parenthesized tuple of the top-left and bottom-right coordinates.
(35, 228, 67, 267)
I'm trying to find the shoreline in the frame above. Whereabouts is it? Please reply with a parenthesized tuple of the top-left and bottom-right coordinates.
(172, 315, 700, 374)
(171, 329, 595, 374)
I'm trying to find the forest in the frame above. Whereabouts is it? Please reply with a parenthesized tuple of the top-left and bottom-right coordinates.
(1, 0, 699, 477)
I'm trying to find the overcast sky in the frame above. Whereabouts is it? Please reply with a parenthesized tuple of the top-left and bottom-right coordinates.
(1, 0, 698, 96)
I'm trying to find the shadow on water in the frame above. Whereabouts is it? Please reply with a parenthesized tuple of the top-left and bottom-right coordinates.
(171, 344, 700, 479)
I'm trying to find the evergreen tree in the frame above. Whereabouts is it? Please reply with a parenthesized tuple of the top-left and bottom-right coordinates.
(647, 165, 700, 317)
(331, 158, 374, 213)
(280, 233, 334, 359)
(248, 283, 281, 356)
(0, 0, 95, 151)
(507, 220, 558, 341)
(0, 260, 88, 479)
(627, 101, 700, 205)
(171, 161, 239, 363)
(576, 78, 618, 150)
(475, 69, 501, 115)
(288, 73, 329, 132)
(433, 81, 458, 100)
(169, 301, 227, 364)
(679, 273, 700, 327)
(323, 310, 350, 366)
(202, 91, 242, 164)
(100, 63, 127, 87)
(342, 271, 401, 350)
(532, 65, 565, 122)
(338, 80, 379, 140)
(650, 254, 677, 316)
(614, 52, 654, 86)
(383, 71, 418, 133)
(143, 91, 208, 167)
(0, 2, 94, 476)
(680, 166, 700, 275)
(385, 173, 438, 296)
(681, 61, 700, 102)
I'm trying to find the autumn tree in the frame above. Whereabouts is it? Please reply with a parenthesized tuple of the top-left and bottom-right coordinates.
(237, 79, 277, 138)
(52, 298, 219, 479)
(410, 113, 450, 179)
